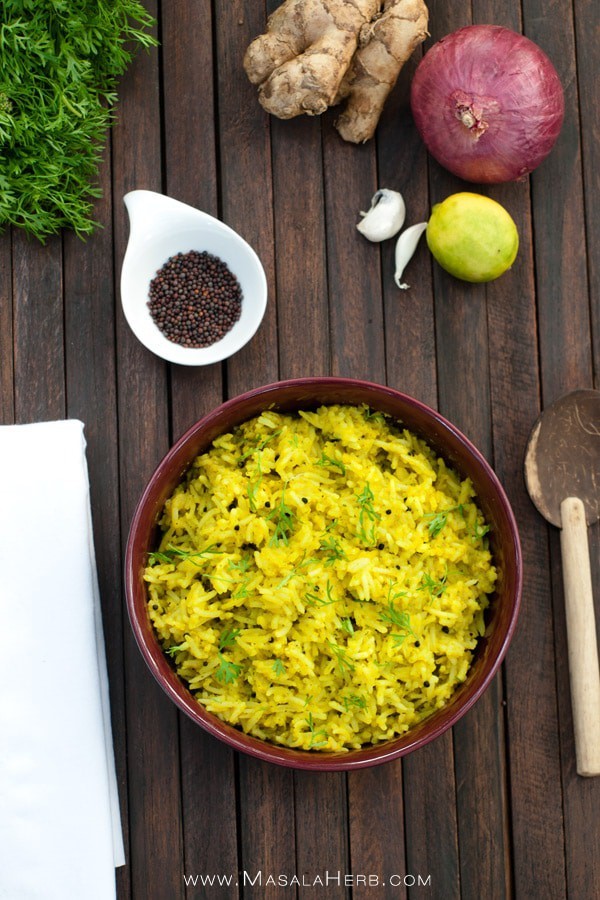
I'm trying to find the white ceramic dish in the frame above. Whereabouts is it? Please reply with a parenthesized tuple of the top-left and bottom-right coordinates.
(120, 190, 268, 366)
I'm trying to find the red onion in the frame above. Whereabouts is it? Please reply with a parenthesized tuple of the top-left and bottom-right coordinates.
(410, 25, 564, 183)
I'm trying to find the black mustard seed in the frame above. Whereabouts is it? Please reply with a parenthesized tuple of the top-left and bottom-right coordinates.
(148, 250, 242, 348)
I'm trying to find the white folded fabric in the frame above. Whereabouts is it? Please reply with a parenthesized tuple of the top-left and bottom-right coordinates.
(0, 420, 125, 900)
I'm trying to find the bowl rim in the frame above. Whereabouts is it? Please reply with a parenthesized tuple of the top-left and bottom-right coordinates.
(125, 376, 523, 770)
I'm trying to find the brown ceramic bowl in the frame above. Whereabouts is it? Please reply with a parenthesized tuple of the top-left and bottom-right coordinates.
(125, 377, 522, 770)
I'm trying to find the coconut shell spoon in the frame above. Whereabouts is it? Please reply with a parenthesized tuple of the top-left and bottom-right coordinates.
(525, 389, 600, 776)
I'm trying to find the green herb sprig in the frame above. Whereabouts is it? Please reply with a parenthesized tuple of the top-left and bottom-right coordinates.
(148, 544, 221, 566)
(215, 653, 242, 685)
(239, 430, 282, 462)
(379, 582, 414, 647)
(305, 580, 337, 608)
(316, 452, 346, 476)
(319, 534, 347, 566)
(218, 627, 241, 650)
(380, 605, 414, 647)
(275, 554, 317, 589)
(363, 408, 386, 426)
(272, 659, 286, 676)
(228, 554, 251, 573)
(425, 504, 490, 543)
(202, 571, 251, 599)
(420, 571, 448, 598)
(356, 482, 381, 545)
(267, 483, 295, 546)
(343, 694, 366, 712)
(425, 505, 464, 538)
(327, 640, 355, 676)
(214, 628, 242, 683)
(0, 1, 157, 240)
(305, 713, 328, 749)
(340, 617, 355, 636)
(473, 520, 490, 541)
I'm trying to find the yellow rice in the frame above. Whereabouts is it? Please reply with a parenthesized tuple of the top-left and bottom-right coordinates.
(144, 404, 496, 752)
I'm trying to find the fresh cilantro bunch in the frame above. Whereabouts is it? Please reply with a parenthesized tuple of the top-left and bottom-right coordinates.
(0, 0, 157, 241)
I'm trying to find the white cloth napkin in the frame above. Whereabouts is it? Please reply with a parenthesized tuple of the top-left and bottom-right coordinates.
(0, 420, 125, 900)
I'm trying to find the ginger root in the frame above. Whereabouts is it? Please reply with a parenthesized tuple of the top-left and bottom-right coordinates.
(243, 0, 428, 143)
(244, 0, 380, 119)
(335, 0, 429, 142)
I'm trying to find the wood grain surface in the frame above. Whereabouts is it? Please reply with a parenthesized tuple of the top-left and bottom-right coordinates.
(1, 0, 599, 897)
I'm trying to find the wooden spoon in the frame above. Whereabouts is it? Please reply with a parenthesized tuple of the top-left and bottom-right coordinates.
(525, 389, 600, 776)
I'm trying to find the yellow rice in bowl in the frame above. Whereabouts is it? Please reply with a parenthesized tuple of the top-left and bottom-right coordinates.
(144, 404, 496, 752)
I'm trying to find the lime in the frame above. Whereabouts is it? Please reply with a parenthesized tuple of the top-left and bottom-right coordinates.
(426, 193, 519, 282)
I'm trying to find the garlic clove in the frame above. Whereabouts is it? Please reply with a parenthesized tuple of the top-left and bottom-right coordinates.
(356, 189, 406, 242)
(394, 222, 428, 289)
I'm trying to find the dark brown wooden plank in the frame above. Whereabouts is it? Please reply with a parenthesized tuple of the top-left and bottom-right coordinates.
(323, 130, 385, 380)
(486, 190, 567, 897)
(177, 726, 240, 899)
(0, 233, 13, 424)
(216, 0, 279, 397)
(465, 1, 571, 895)
(378, 46, 436, 409)
(319, 53, 392, 897)
(455, 684, 510, 900)
(348, 763, 405, 899)
(575, 0, 600, 379)
(213, 2, 296, 894)
(160, 3, 239, 895)
(569, 2, 600, 896)
(444, 219, 509, 897)
(294, 770, 349, 897)
(63, 140, 131, 899)
(162, 0, 218, 211)
(438, 195, 510, 894)
(522, 2, 598, 898)
(268, 106, 350, 891)
(12, 233, 64, 423)
(523, 1, 592, 405)
(162, 0, 224, 442)
(237, 756, 296, 898)
(432, 0, 522, 892)
(403, 736, 460, 899)
(480, 105, 567, 900)
(111, 6, 185, 897)
(348, 33, 433, 900)
(271, 116, 330, 382)
(391, 3, 462, 895)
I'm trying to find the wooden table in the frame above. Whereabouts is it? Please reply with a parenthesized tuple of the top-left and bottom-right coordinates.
(2, 1, 599, 897)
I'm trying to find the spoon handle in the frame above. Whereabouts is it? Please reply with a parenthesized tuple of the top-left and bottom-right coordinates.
(560, 496, 600, 776)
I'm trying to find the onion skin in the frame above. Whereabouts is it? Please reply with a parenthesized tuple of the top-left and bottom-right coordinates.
(410, 25, 565, 183)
